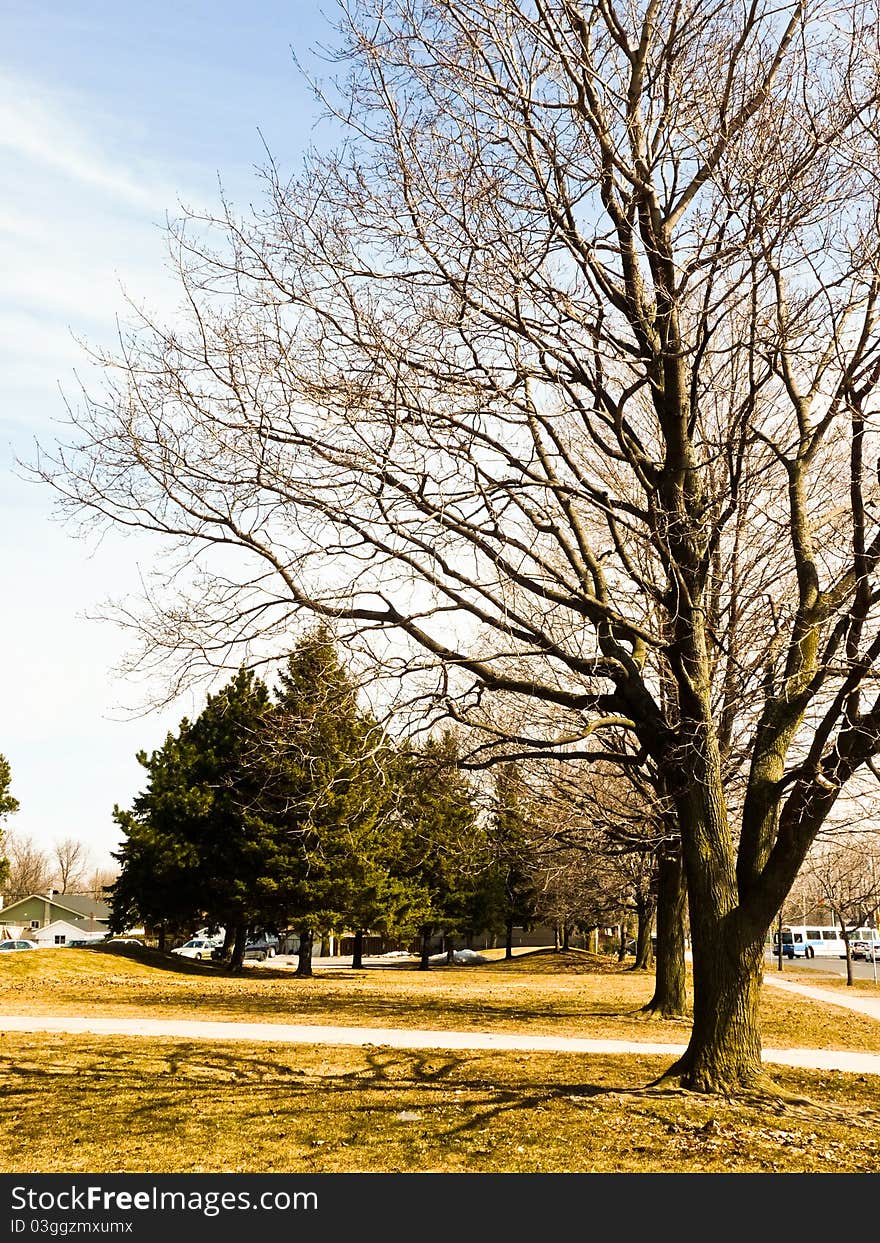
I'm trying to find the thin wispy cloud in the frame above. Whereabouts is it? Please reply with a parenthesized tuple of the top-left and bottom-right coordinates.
(0, 72, 177, 210)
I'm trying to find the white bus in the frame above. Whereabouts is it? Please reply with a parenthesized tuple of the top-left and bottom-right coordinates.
(772, 924, 880, 959)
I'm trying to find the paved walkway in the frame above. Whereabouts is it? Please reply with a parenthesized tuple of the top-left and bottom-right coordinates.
(5, 1013, 880, 1077)
(762, 973, 880, 1021)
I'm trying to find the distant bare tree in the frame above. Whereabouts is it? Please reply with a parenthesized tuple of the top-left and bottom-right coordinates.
(3, 832, 52, 901)
(52, 837, 91, 894)
(804, 841, 880, 984)
(86, 866, 119, 902)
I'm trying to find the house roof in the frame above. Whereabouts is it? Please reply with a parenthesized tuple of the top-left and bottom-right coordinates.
(0, 893, 111, 923)
(51, 893, 111, 920)
(31, 919, 102, 939)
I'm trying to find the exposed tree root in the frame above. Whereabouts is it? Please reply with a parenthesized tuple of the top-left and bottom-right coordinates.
(640, 999, 689, 1021)
(640, 1067, 878, 1126)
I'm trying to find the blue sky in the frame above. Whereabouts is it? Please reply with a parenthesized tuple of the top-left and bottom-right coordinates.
(0, 1, 340, 869)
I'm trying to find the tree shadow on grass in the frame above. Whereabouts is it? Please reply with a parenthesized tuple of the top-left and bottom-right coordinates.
(1, 1037, 878, 1174)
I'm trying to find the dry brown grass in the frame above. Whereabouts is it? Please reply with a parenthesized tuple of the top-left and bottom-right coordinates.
(1, 946, 878, 1054)
(2, 1032, 878, 1174)
(2, 948, 879, 1174)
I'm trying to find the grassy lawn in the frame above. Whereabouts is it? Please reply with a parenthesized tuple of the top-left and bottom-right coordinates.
(1, 945, 879, 1053)
(2, 947, 879, 1174)
(774, 968, 880, 994)
(3, 1033, 879, 1174)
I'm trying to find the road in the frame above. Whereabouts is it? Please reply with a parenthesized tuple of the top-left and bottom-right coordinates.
(764, 951, 880, 984)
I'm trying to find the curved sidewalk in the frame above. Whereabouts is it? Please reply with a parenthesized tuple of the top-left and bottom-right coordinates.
(4, 1013, 880, 1076)
(762, 973, 880, 1021)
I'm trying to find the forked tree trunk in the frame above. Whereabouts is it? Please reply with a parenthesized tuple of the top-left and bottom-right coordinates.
(351, 928, 364, 970)
(295, 927, 314, 978)
(505, 918, 514, 960)
(645, 845, 687, 1017)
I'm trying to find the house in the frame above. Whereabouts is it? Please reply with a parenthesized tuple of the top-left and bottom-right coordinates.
(30, 919, 104, 947)
(0, 892, 111, 940)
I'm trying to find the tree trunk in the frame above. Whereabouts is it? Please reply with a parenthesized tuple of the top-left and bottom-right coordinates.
(505, 918, 514, 960)
(645, 845, 687, 1017)
(633, 893, 656, 971)
(229, 924, 247, 973)
(617, 920, 628, 962)
(659, 718, 767, 1092)
(419, 927, 432, 971)
(553, 925, 560, 951)
(295, 927, 314, 978)
(561, 923, 571, 952)
(351, 928, 364, 970)
(668, 929, 764, 1092)
(445, 938, 456, 965)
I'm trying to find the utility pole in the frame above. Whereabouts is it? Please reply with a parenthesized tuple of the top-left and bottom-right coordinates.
(776, 908, 783, 972)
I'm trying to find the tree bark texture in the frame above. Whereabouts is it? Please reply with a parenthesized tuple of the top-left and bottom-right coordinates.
(633, 893, 656, 971)
(645, 845, 687, 1017)
(295, 927, 314, 978)
(229, 924, 247, 973)
(668, 927, 765, 1092)
(351, 928, 364, 970)
(419, 928, 432, 971)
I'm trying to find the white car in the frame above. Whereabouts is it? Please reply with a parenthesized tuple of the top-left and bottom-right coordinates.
(0, 939, 38, 952)
(171, 938, 220, 960)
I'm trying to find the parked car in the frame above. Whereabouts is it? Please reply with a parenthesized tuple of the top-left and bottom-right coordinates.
(210, 942, 271, 962)
(245, 935, 278, 958)
(0, 940, 38, 952)
(171, 938, 220, 960)
(851, 941, 880, 961)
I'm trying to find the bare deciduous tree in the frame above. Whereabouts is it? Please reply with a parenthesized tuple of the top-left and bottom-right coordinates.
(38, 1, 880, 1091)
(86, 866, 119, 903)
(3, 831, 52, 901)
(52, 837, 91, 894)
(803, 840, 880, 983)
